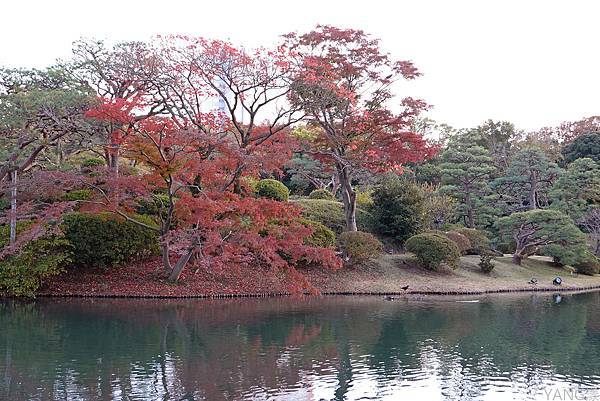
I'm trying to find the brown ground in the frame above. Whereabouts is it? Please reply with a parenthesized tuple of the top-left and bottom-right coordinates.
(40, 254, 600, 298)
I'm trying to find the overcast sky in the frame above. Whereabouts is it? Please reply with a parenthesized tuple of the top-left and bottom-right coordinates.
(1, 0, 598, 131)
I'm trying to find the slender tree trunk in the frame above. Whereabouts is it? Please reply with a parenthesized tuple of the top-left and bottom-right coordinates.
(161, 242, 172, 273)
(465, 192, 475, 228)
(167, 247, 195, 282)
(529, 175, 538, 209)
(331, 172, 340, 197)
(57, 138, 64, 168)
(9, 170, 17, 245)
(338, 165, 357, 231)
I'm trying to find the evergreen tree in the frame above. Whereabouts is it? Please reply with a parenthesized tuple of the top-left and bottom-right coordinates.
(439, 133, 496, 228)
(492, 147, 560, 214)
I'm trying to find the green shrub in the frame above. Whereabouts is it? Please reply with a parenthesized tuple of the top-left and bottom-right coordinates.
(292, 199, 375, 234)
(338, 231, 383, 264)
(574, 259, 600, 276)
(0, 236, 73, 297)
(426, 230, 471, 255)
(300, 219, 336, 248)
(453, 227, 491, 254)
(62, 189, 93, 201)
(256, 179, 289, 201)
(542, 242, 590, 267)
(355, 188, 374, 208)
(136, 193, 172, 216)
(62, 212, 159, 269)
(371, 175, 425, 243)
(308, 189, 335, 200)
(0, 221, 34, 248)
(479, 253, 495, 273)
(443, 231, 471, 255)
(81, 157, 105, 168)
(405, 233, 461, 271)
(0, 197, 9, 210)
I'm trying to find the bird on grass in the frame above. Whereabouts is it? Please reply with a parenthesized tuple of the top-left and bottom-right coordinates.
(529, 278, 538, 285)
(401, 285, 409, 291)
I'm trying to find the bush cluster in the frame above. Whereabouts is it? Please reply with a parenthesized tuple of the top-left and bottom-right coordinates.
(255, 179, 290, 201)
(293, 199, 375, 234)
(371, 175, 425, 243)
(405, 233, 461, 271)
(338, 231, 383, 264)
(479, 253, 495, 273)
(300, 219, 336, 248)
(0, 236, 72, 297)
(62, 213, 159, 269)
(427, 230, 472, 255)
(574, 259, 600, 276)
(62, 189, 93, 201)
(453, 227, 490, 254)
(308, 189, 335, 200)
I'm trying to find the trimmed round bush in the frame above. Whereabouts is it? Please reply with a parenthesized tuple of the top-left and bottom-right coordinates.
(575, 259, 600, 276)
(300, 219, 336, 248)
(453, 227, 490, 254)
(62, 212, 159, 269)
(309, 189, 335, 200)
(292, 199, 375, 234)
(405, 233, 461, 271)
(338, 231, 383, 264)
(426, 230, 471, 255)
(443, 231, 471, 255)
(256, 179, 289, 201)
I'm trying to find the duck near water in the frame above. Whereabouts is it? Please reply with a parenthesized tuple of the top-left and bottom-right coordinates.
(384, 286, 410, 301)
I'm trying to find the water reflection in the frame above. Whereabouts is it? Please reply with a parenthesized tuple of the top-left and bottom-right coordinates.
(2, 293, 600, 400)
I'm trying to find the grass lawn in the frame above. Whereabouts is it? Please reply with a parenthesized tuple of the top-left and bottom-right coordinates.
(304, 254, 600, 294)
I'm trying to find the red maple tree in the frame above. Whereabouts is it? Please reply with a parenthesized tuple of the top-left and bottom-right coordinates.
(284, 25, 437, 231)
(78, 113, 340, 284)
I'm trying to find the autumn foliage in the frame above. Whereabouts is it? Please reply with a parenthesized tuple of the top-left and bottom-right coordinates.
(1, 25, 437, 294)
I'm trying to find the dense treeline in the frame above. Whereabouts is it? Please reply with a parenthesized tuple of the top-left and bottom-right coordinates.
(1, 26, 599, 296)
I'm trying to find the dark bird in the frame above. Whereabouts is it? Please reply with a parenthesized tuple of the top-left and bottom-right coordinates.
(529, 278, 538, 285)
(401, 285, 409, 291)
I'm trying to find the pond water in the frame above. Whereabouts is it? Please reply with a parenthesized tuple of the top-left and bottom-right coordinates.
(2, 292, 600, 400)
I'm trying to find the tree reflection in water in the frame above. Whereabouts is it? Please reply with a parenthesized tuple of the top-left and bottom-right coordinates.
(2, 293, 600, 400)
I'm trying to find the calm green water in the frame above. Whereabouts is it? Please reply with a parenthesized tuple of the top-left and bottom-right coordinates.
(2, 293, 600, 400)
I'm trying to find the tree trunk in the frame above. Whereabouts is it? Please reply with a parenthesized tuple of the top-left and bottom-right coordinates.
(528, 174, 538, 209)
(167, 248, 195, 282)
(331, 172, 340, 197)
(512, 253, 522, 265)
(9, 170, 17, 245)
(465, 192, 475, 228)
(338, 165, 357, 231)
(106, 144, 119, 177)
(161, 242, 172, 273)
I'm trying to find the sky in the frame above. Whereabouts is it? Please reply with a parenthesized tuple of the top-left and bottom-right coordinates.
(1, 0, 598, 131)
